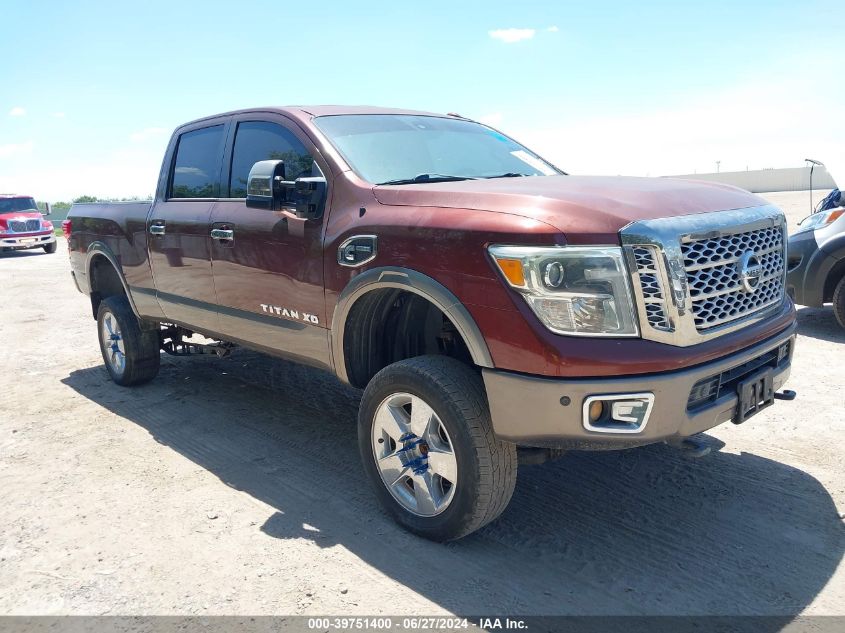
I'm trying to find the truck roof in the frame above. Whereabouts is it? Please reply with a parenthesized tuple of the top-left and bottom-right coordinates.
(178, 105, 452, 129)
(0, 194, 33, 198)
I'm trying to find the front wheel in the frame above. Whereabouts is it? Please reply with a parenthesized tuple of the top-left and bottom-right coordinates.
(833, 274, 845, 329)
(358, 356, 517, 541)
(43, 241, 57, 254)
(97, 295, 160, 386)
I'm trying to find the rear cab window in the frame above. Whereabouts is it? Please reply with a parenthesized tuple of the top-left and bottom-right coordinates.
(169, 125, 226, 199)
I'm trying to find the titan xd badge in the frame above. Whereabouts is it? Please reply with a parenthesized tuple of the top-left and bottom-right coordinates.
(259, 304, 319, 324)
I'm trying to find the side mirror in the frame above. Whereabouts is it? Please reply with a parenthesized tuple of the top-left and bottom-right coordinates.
(245, 159, 327, 219)
(290, 177, 327, 220)
(246, 160, 286, 210)
(44, 202, 51, 216)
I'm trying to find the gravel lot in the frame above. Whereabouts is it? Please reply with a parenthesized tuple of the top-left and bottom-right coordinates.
(0, 190, 843, 616)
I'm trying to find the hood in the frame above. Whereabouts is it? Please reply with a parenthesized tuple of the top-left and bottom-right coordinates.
(373, 175, 767, 243)
(0, 211, 45, 221)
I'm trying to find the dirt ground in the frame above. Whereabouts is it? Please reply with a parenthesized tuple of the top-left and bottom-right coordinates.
(0, 190, 843, 616)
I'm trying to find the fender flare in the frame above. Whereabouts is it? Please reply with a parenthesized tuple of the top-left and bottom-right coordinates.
(819, 234, 845, 301)
(820, 231, 845, 263)
(85, 241, 142, 319)
(795, 234, 845, 306)
(330, 267, 493, 383)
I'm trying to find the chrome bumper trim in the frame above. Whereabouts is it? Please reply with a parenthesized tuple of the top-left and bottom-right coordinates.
(1, 234, 56, 247)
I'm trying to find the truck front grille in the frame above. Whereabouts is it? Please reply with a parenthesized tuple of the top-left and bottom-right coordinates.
(681, 226, 785, 330)
(631, 246, 671, 330)
(8, 219, 42, 232)
(621, 205, 787, 347)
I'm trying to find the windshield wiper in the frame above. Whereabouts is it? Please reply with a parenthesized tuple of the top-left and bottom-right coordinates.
(378, 173, 477, 186)
(485, 172, 529, 179)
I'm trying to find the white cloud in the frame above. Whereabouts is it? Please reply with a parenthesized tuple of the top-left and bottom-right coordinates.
(0, 141, 34, 159)
(546, 26, 559, 32)
(51, 112, 66, 119)
(478, 112, 504, 126)
(129, 127, 168, 143)
(489, 28, 535, 44)
(498, 44, 845, 179)
(0, 148, 160, 201)
(8, 106, 26, 117)
(509, 80, 844, 179)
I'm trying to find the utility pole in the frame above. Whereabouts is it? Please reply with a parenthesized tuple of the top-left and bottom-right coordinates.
(805, 158, 824, 214)
(715, 161, 721, 173)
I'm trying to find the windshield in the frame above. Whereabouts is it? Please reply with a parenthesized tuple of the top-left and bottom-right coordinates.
(0, 197, 38, 213)
(313, 114, 561, 185)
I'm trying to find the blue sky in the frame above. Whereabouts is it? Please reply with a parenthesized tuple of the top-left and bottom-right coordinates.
(1, 0, 843, 200)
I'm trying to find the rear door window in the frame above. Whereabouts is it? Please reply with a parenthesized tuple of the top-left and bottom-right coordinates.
(228, 121, 316, 198)
(169, 125, 225, 198)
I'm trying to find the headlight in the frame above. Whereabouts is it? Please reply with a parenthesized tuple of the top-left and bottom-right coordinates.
(489, 245, 639, 336)
(794, 208, 844, 234)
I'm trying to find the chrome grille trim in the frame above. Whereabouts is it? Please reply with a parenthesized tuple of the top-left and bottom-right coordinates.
(629, 246, 672, 331)
(7, 218, 42, 232)
(620, 205, 787, 347)
(681, 225, 785, 330)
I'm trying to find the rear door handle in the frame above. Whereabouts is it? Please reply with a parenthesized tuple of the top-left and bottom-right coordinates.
(210, 228, 234, 241)
(149, 222, 165, 236)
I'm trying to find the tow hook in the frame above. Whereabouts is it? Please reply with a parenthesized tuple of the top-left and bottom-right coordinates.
(667, 435, 712, 458)
(774, 389, 797, 401)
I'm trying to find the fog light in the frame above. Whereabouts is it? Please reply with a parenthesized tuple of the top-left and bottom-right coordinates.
(582, 393, 655, 434)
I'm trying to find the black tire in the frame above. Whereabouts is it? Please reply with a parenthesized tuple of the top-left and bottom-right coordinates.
(358, 355, 517, 541)
(833, 274, 845, 329)
(43, 241, 57, 254)
(96, 295, 160, 386)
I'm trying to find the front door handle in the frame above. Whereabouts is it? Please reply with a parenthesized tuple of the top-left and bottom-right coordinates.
(210, 228, 234, 241)
(149, 222, 166, 236)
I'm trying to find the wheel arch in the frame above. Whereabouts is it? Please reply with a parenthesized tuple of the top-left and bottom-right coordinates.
(820, 234, 845, 303)
(85, 242, 142, 320)
(331, 267, 493, 386)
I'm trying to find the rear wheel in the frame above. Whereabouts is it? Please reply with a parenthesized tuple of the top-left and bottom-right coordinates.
(358, 355, 517, 541)
(43, 242, 57, 254)
(833, 274, 845, 329)
(97, 295, 160, 386)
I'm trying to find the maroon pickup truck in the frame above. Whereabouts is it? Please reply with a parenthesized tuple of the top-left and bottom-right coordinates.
(67, 106, 797, 540)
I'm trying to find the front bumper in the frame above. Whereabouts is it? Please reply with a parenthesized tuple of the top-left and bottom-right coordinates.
(483, 322, 796, 449)
(0, 233, 56, 249)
